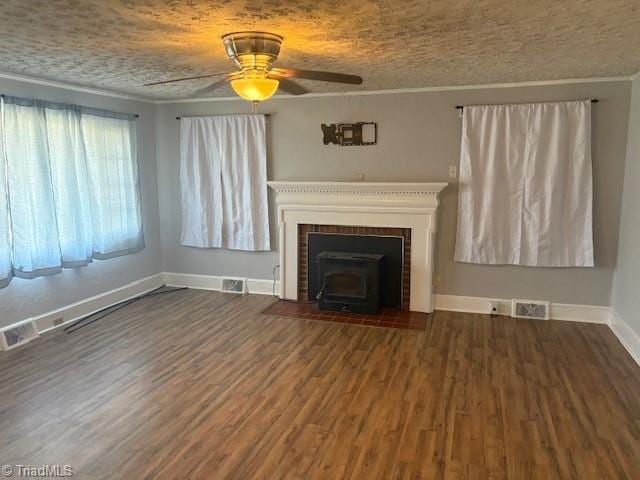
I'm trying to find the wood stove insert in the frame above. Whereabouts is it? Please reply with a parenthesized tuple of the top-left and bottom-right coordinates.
(316, 251, 383, 314)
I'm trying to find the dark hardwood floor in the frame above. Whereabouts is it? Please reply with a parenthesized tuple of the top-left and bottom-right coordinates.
(0, 289, 638, 479)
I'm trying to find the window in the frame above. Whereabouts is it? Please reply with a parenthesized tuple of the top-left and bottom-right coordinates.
(0, 96, 143, 288)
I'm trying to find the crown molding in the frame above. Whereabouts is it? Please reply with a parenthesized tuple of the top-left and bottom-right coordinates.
(0, 71, 154, 103)
(0, 70, 634, 105)
(155, 75, 632, 104)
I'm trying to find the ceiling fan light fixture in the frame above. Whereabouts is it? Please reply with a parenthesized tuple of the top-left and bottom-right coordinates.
(145, 31, 363, 100)
(230, 77, 279, 102)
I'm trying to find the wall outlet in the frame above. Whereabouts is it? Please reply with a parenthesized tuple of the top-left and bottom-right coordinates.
(352, 173, 365, 182)
(52, 317, 64, 326)
(489, 301, 500, 316)
(448, 166, 457, 179)
(433, 274, 441, 287)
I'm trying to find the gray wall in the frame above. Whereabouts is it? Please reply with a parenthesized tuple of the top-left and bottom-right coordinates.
(0, 78, 630, 329)
(612, 76, 640, 334)
(155, 80, 630, 306)
(0, 78, 161, 328)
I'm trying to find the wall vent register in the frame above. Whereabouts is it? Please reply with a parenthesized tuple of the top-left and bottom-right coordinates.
(511, 299, 550, 320)
(0, 320, 39, 351)
(221, 278, 246, 294)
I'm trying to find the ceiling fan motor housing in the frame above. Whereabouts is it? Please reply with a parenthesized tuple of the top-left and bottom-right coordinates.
(222, 31, 283, 76)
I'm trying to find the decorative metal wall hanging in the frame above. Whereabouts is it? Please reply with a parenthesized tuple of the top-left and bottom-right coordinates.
(321, 122, 377, 146)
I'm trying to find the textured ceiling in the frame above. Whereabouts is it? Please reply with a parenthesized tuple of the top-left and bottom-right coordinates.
(0, 0, 639, 100)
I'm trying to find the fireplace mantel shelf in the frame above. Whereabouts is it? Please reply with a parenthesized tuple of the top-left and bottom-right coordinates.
(269, 181, 448, 313)
(267, 181, 448, 196)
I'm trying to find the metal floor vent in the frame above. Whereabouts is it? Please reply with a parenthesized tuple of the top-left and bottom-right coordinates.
(511, 299, 550, 320)
(1, 320, 39, 351)
(221, 278, 246, 294)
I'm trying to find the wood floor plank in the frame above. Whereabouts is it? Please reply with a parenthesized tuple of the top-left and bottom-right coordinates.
(0, 289, 639, 479)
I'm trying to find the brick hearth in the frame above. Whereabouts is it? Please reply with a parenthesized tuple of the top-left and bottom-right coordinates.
(262, 300, 428, 331)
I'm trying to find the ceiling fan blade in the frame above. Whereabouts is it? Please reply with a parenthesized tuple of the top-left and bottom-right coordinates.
(271, 68, 363, 85)
(144, 72, 229, 86)
(274, 78, 309, 95)
(190, 74, 240, 97)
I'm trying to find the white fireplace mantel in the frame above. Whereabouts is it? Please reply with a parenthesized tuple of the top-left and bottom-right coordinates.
(268, 181, 448, 313)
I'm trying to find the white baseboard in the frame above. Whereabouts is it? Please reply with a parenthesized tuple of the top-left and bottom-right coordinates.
(10, 271, 274, 343)
(35, 273, 165, 333)
(434, 293, 609, 323)
(8, 271, 638, 367)
(163, 272, 222, 291)
(608, 309, 640, 366)
(549, 303, 610, 323)
(434, 294, 510, 315)
(245, 277, 279, 296)
(163, 272, 279, 297)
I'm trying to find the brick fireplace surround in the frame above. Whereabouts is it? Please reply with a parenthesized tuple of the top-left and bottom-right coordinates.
(297, 224, 412, 310)
(268, 181, 447, 313)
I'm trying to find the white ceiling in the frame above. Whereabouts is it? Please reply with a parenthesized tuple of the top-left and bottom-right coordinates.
(1, 0, 639, 100)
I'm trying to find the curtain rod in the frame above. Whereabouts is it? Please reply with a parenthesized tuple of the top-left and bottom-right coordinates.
(175, 113, 271, 120)
(0, 94, 139, 117)
(455, 99, 599, 110)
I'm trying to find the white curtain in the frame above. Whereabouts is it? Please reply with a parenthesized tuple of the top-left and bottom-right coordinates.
(44, 105, 93, 266)
(0, 112, 11, 287)
(0, 96, 143, 287)
(81, 112, 143, 258)
(454, 100, 594, 267)
(180, 115, 270, 251)
(3, 100, 64, 277)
